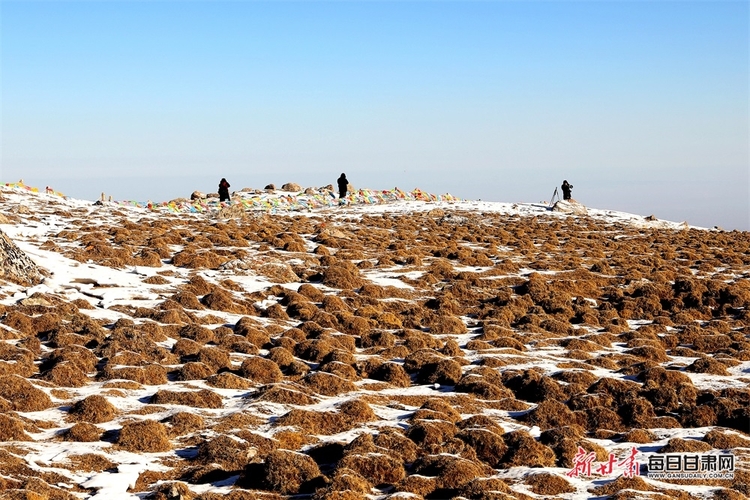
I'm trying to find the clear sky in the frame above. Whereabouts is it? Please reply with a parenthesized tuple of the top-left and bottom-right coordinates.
(2, 1, 748, 229)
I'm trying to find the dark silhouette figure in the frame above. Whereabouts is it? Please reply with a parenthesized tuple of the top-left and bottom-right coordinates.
(337, 173, 348, 199)
(561, 180, 573, 201)
(218, 178, 231, 202)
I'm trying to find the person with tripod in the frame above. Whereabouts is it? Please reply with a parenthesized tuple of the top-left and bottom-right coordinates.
(561, 180, 573, 201)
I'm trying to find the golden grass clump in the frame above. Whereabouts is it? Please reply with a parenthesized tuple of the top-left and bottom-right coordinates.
(427, 314, 467, 335)
(336, 453, 406, 486)
(321, 467, 372, 497)
(240, 356, 284, 384)
(235, 317, 272, 347)
(524, 472, 575, 495)
(703, 429, 750, 449)
(395, 474, 437, 497)
(63, 422, 102, 442)
(196, 434, 258, 471)
(338, 398, 378, 426)
(182, 274, 214, 295)
(267, 346, 296, 371)
(150, 389, 224, 409)
(251, 384, 319, 406)
(172, 249, 228, 270)
(618, 429, 657, 444)
(298, 283, 326, 302)
(149, 482, 194, 500)
(171, 291, 204, 310)
(456, 428, 507, 468)
(274, 429, 317, 450)
(166, 411, 205, 437)
(176, 362, 214, 381)
(196, 346, 232, 372)
(216, 333, 258, 354)
(177, 324, 216, 344)
(411, 454, 488, 490)
(295, 338, 337, 362)
(0, 375, 53, 411)
(254, 449, 323, 495)
(360, 329, 396, 349)
(201, 288, 248, 314)
(405, 419, 458, 447)
(117, 419, 172, 452)
(321, 265, 365, 290)
(500, 430, 556, 468)
(370, 362, 412, 388)
(303, 371, 357, 396)
(40, 361, 89, 387)
(0, 413, 31, 441)
(658, 437, 713, 453)
(416, 358, 463, 386)
(274, 409, 343, 436)
(575, 406, 625, 433)
(320, 361, 358, 381)
(403, 349, 444, 373)
(685, 357, 730, 375)
(68, 395, 118, 423)
(521, 399, 577, 431)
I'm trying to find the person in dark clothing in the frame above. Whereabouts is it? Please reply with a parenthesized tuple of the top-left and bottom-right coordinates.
(561, 180, 573, 201)
(337, 173, 348, 199)
(218, 178, 231, 202)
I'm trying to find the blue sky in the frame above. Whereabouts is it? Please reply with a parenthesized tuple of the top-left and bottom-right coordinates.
(1, 1, 748, 229)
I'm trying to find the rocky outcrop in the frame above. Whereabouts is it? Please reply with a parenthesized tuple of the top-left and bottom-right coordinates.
(0, 229, 46, 286)
(551, 200, 587, 215)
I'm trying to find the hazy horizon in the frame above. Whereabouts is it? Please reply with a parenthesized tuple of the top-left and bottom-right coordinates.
(2, 1, 748, 230)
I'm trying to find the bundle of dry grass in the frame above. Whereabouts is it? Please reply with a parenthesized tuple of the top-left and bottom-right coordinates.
(411, 454, 488, 491)
(416, 358, 463, 386)
(196, 434, 257, 471)
(321, 265, 365, 290)
(68, 395, 117, 423)
(405, 419, 458, 448)
(150, 389, 224, 409)
(165, 412, 205, 437)
(500, 430, 556, 468)
(250, 384, 319, 406)
(177, 324, 216, 345)
(303, 371, 357, 396)
(176, 362, 214, 381)
(316, 467, 372, 498)
(100, 364, 169, 385)
(200, 288, 248, 314)
(240, 356, 284, 384)
(40, 361, 90, 387)
(336, 453, 406, 487)
(247, 450, 323, 495)
(369, 362, 412, 388)
(196, 346, 232, 372)
(0, 375, 53, 411)
(0, 413, 31, 441)
(63, 422, 102, 442)
(117, 419, 172, 452)
(148, 481, 194, 500)
(524, 472, 575, 495)
(295, 339, 337, 362)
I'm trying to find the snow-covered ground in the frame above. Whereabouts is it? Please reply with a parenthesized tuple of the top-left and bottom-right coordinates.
(0, 183, 746, 500)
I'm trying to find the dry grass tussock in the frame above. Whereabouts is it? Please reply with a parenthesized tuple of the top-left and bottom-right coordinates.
(3, 192, 750, 499)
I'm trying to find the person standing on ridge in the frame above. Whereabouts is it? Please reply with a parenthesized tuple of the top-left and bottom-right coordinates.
(337, 173, 348, 200)
(561, 180, 573, 201)
(218, 178, 231, 202)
